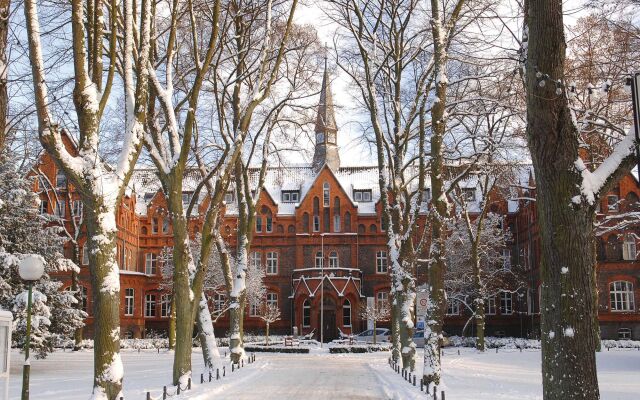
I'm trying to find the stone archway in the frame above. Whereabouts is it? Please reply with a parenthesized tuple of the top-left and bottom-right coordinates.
(319, 296, 337, 342)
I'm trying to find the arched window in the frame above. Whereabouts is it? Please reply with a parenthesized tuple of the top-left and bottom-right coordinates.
(333, 197, 341, 232)
(315, 251, 324, 269)
(606, 235, 623, 261)
(288, 224, 296, 233)
(358, 224, 366, 234)
(55, 171, 67, 189)
(610, 281, 635, 311)
(323, 182, 330, 207)
(329, 251, 339, 268)
(342, 299, 351, 326)
(344, 212, 352, 232)
(302, 213, 310, 233)
(369, 224, 378, 233)
(623, 233, 636, 261)
(266, 212, 273, 233)
(65, 285, 88, 312)
(376, 292, 389, 311)
(303, 300, 311, 327)
(313, 197, 320, 232)
(256, 216, 263, 233)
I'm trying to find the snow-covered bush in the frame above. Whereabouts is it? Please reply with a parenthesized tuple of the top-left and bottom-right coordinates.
(328, 343, 392, 353)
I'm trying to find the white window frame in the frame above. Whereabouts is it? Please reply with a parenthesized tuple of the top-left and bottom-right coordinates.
(224, 191, 234, 204)
(145, 294, 156, 318)
(618, 328, 632, 339)
(333, 214, 341, 232)
(160, 294, 171, 317)
(266, 251, 278, 275)
(54, 201, 65, 218)
(267, 292, 278, 308)
(162, 217, 169, 234)
(214, 293, 226, 312)
(55, 171, 67, 189)
(376, 251, 388, 273)
(145, 253, 157, 275)
(266, 215, 273, 233)
(303, 299, 311, 327)
(376, 292, 389, 311)
(608, 195, 619, 212)
(323, 182, 330, 207)
(610, 281, 635, 312)
(151, 218, 158, 234)
(72, 200, 83, 218)
(82, 244, 89, 265)
(39, 199, 48, 215)
(500, 291, 513, 315)
(342, 299, 351, 327)
(313, 215, 320, 232)
(250, 251, 261, 268)
(623, 234, 636, 261)
(446, 299, 460, 315)
(485, 296, 496, 315)
(503, 249, 512, 270)
(124, 288, 135, 316)
(329, 251, 339, 268)
(250, 300, 260, 316)
(315, 251, 324, 269)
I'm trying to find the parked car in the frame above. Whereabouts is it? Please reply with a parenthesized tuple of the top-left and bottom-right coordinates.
(353, 328, 391, 343)
(412, 329, 452, 347)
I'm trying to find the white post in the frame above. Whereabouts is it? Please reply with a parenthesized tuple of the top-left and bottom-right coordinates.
(0, 310, 12, 400)
(320, 233, 324, 347)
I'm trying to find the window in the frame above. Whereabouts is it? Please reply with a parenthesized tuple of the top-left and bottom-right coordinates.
(446, 299, 460, 315)
(256, 217, 263, 233)
(250, 299, 260, 316)
(485, 296, 496, 315)
(353, 190, 372, 202)
(610, 281, 635, 311)
(250, 251, 261, 268)
(376, 292, 389, 310)
(606, 235, 623, 261)
(500, 291, 512, 315)
(323, 182, 330, 207)
(266, 251, 278, 275)
(315, 251, 324, 269)
(333, 197, 341, 232)
(618, 328, 632, 339)
(82, 244, 89, 265)
(303, 300, 311, 327)
(152, 218, 158, 234)
(65, 286, 88, 312)
(344, 212, 352, 232)
(313, 197, 320, 232)
(72, 200, 83, 218)
(145, 294, 156, 317)
(623, 234, 636, 261)
(224, 191, 234, 204)
(329, 251, 339, 268)
(124, 288, 134, 316)
(267, 292, 278, 308)
(376, 251, 388, 273)
(182, 192, 193, 208)
(160, 295, 171, 317)
(503, 249, 512, 270)
(281, 191, 300, 203)
(266, 214, 273, 233)
(39, 199, 48, 215)
(328, 131, 336, 144)
(214, 294, 226, 312)
(316, 132, 324, 143)
(313, 215, 320, 232)
(343, 299, 352, 326)
(54, 201, 66, 218)
(145, 253, 157, 275)
(608, 195, 619, 212)
(56, 171, 67, 189)
(302, 213, 310, 233)
(527, 289, 534, 315)
(462, 188, 476, 202)
(162, 217, 169, 234)
(422, 188, 431, 203)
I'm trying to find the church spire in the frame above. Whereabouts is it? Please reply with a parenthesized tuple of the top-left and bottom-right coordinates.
(312, 53, 340, 172)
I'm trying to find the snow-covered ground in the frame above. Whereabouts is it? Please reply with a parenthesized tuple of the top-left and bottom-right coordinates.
(6, 347, 640, 399)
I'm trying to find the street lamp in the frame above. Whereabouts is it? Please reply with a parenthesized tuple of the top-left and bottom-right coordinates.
(18, 255, 45, 400)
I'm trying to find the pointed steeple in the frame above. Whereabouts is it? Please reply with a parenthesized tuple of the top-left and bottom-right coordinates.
(313, 53, 340, 172)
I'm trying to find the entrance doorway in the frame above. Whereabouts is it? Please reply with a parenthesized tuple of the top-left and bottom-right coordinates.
(319, 297, 337, 342)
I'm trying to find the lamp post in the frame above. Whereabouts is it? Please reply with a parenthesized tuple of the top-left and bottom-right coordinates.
(18, 255, 45, 400)
(320, 233, 325, 347)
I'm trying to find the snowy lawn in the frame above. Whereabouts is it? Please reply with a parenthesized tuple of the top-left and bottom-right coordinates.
(6, 347, 640, 399)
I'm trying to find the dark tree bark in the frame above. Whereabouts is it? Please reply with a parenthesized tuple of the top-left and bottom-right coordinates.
(0, 0, 8, 151)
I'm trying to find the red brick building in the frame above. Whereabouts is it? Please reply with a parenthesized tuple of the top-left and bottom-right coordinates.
(30, 66, 640, 341)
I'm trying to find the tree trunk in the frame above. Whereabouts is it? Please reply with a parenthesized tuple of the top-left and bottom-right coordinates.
(229, 292, 246, 362)
(0, 0, 9, 152)
(373, 320, 377, 345)
(168, 185, 196, 385)
(196, 293, 220, 371)
(85, 200, 123, 399)
(525, 0, 600, 398)
(471, 244, 485, 351)
(390, 292, 401, 362)
(70, 269, 84, 350)
(169, 296, 176, 350)
(266, 322, 270, 346)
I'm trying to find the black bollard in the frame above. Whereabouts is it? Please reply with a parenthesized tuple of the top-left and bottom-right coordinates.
(420, 378, 424, 392)
(441, 391, 446, 400)
(209, 371, 212, 382)
(201, 373, 204, 384)
(158, 348, 160, 354)
(457, 349, 460, 355)
(188, 378, 192, 390)
(217, 368, 220, 380)
(242, 359, 244, 368)
(232, 363, 235, 372)
(413, 375, 416, 386)
(147, 392, 151, 400)
(223, 366, 226, 377)
(177, 384, 181, 395)
(496, 347, 498, 353)
(433, 387, 437, 400)
(163, 386, 167, 400)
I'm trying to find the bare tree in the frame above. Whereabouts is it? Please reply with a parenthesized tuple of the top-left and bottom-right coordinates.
(359, 301, 390, 345)
(258, 303, 281, 346)
(22, 0, 151, 396)
(523, 0, 637, 397)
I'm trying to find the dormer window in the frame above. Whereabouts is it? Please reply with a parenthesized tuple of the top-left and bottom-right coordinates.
(56, 171, 67, 189)
(323, 182, 330, 207)
(462, 188, 476, 202)
(143, 192, 154, 202)
(353, 190, 372, 202)
(316, 132, 325, 143)
(281, 191, 300, 203)
(224, 191, 235, 204)
(422, 188, 431, 203)
(327, 131, 336, 144)
(608, 195, 619, 212)
(182, 192, 193, 208)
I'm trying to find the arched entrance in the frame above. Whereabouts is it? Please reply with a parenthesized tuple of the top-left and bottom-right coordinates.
(319, 296, 337, 342)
